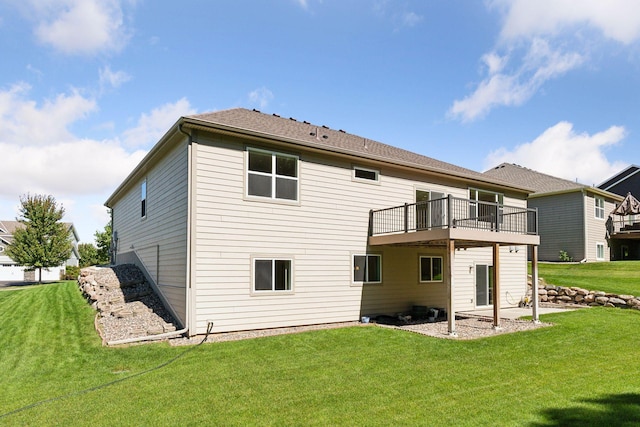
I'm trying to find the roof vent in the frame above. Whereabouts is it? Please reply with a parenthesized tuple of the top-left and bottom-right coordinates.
(273, 113, 280, 117)
(303, 121, 310, 124)
(289, 117, 296, 121)
(322, 135, 328, 139)
(338, 129, 346, 133)
(322, 125, 329, 129)
(252, 109, 260, 113)
(310, 131, 316, 136)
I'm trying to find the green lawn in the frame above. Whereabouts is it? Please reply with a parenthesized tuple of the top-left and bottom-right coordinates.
(2, 282, 640, 425)
(536, 261, 640, 296)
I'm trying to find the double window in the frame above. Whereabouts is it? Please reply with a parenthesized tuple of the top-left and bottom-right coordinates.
(253, 258, 293, 292)
(595, 197, 605, 219)
(247, 149, 298, 201)
(419, 256, 443, 282)
(596, 243, 605, 260)
(353, 254, 381, 284)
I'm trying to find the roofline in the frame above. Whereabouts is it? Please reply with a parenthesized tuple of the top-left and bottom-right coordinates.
(529, 186, 623, 201)
(598, 164, 640, 191)
(105, 120, 183, 207)
(181, 116, 534, 195)
(105, 114, 535, 208)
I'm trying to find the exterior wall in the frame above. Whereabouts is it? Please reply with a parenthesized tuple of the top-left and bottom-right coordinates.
(529, 192, 585, 261)
(191, 132, 530, 334)
(111, 138, 189, 326)
(583, 193, 616, 262)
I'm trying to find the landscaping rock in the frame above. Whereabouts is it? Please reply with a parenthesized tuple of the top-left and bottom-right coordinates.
(78, 264, 180, 344)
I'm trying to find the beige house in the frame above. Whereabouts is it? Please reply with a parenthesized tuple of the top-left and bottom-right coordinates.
(106, 108, 540, 336)
(484, 163, 622, 262)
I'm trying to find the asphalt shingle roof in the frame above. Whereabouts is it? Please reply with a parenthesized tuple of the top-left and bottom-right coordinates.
(483, 163, 587, 195)
(186, 108, 527, 191)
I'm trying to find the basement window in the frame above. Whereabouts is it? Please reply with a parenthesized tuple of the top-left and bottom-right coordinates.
(419, 256, 443, 282)
(353, 254, 382, 284)
(253, 258, 293, 292)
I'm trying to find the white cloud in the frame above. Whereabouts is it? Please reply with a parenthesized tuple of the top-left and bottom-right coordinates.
(450, 40, 584, 121)
(99, 66, 131, 90)
(248, 87, 274, 110)
(450, 0, 640, 121)
(0, 82, 97, 145)
(494, 0, 640, 44)
(400, 11, 423, 28)
(19, 0, 131, 55)
(0, 83, 195, 242)
(484, 121, 628, 185)
(121, 98, 196, 148)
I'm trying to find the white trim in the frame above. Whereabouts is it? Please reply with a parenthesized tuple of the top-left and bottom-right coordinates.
(594, 196, 605, 220)
(245, 147, 300, 203)
(250, 256, 295, 294)
(418, 255, 444, 283)
(351, 253, 382, 285)
(352, 165, 380, 184)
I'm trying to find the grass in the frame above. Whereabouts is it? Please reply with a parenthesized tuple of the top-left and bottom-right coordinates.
(2, 281, 640, 425)
(536, 261, 640, 296)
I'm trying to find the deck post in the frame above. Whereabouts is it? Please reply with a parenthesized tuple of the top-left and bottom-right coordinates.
(447, 239, 457, 336)
(531, 245, 540, 323)
(404, 203, 409, 233)
(492, 243, 501, 329)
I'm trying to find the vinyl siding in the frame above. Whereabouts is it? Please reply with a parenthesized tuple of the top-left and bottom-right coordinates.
(192, 133, 530, 334)
(584, 194, 616, 261)
(529, 192, 585, 261)
(111, 138, 189, 326)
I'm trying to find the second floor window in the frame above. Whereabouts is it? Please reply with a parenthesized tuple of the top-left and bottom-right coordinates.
(141, 180, 147, 218)
(247, 149, 298, 201)
(595, 197, 605, 219)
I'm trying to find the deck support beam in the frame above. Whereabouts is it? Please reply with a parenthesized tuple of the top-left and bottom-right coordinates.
(492, 243, 501, 329)
(447, 239, 457, 336)
(531, 245, 540, 323)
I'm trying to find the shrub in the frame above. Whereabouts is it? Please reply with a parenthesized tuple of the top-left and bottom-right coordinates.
(559, 250, 573, 262)
(62, 266, 80, 280)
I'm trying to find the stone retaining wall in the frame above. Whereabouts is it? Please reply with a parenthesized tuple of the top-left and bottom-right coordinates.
(535, 280, 640, 310)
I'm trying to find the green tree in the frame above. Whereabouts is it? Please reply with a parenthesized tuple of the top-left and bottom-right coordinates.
(78, 243, 99, 267)
(94, 214, 112, 265)
(6, 194, 72, 283)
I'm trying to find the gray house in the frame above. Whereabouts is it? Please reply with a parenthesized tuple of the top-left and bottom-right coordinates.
(598, 166, 640, 260)
(484, 163, 622, 262)
(106, 108, 540, 337)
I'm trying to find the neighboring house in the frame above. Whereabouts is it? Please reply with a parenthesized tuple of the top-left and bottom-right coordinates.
(484, 163, 622, 262)
(598, 166, 640, 260)
(106, 108, 540, 337)
(598, 164, 640, 197)
(0, 220, 80, 281)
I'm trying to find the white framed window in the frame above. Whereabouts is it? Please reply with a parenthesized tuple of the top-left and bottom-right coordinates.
(353, 254, 382, 284)
(253, 258, 293, 292)
(352, 166, 379, 183)
(595, 197, 605, 219)
(596, 243, 605, 260)
(247, 148, 298, 201)
(141, 179, 147, 218)
(419, 256, 443, 282)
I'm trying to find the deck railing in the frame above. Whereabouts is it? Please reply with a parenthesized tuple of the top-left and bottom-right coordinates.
(369, 195, 538, 237)
(609, 216, 640, 235)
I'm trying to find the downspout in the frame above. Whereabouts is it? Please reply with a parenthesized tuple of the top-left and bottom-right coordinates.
(582, 189, 588, 261)
(106, 123, 195, 346)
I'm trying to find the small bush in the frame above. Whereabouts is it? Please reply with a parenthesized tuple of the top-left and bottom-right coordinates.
(559, 250, 573, 262)
(62, 266, 80, 280)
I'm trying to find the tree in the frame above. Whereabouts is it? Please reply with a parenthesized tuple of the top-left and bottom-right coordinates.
(94, 214, 112, 265)
(78, 243, 99, 267)
(6, 194, 72, 283)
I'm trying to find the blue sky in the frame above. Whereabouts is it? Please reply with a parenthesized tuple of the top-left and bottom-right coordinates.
(1, 0, 639, 243)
